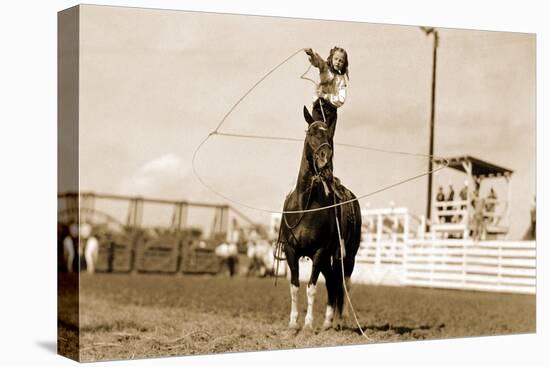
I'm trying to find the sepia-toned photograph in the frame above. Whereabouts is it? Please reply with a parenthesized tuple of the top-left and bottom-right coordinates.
(57, 4, 536, 362)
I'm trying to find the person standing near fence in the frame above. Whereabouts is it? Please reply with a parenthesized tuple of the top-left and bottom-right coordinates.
(446, 184, 455, 223)
(226, 219, 240, 277)
(471, 190, 485, 240)
(457, 181, 468, 223)
(436, 186, 446, 223)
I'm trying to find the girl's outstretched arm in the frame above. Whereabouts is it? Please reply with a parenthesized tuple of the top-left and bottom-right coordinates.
(304, 48, 327, 71)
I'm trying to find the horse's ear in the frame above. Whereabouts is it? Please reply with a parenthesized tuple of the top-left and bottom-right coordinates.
(303, 106, 314, 125)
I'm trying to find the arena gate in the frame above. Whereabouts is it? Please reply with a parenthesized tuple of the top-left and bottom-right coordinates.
(58, 192, 256, 274)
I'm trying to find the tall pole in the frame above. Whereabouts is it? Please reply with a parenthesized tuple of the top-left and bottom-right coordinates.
(421, 27, 438, 228)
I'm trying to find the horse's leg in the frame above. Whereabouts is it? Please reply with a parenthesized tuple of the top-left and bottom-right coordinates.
(290, 283, 300, 330)
(321, 264, 336, 330)
(303, 283, 317, 329)
(304, 250, 325, 329)
(285, 247, 300, 330)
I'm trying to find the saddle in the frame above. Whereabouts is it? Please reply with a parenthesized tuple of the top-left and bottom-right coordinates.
(319, 168, 347, 202)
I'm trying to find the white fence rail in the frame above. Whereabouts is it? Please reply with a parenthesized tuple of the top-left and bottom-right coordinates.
(280, 209, 535, 294)
(353, 239, 536, 294)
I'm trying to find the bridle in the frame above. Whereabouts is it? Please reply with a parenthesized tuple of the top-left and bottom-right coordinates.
(279, 122, 333, 246)
(306, 122, 332, 175)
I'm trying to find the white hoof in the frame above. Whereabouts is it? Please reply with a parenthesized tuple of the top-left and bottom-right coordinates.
(289, 321, 300, 330)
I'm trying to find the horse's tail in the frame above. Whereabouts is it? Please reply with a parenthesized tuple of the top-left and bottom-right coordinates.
(337, 188, 361, 275)
(331, 188, 362, 314)
(345, 195, 362, 277)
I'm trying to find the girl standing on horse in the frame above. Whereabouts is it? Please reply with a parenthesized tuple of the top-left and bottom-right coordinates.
(304, 46, 349, 150)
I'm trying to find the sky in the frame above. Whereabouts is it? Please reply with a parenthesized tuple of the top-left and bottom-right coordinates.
(77, 5, 536, 239)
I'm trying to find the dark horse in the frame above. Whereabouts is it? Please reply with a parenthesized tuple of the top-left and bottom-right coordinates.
(278, 107, 362, 330)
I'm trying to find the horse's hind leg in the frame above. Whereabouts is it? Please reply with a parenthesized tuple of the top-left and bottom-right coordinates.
(331, 258, 346, 330)
(339, 255, 357, 328)
(341, 276, 351, 323)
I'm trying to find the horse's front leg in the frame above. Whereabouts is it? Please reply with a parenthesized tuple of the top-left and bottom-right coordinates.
(285, 247, 300, 330)
(304, 249, 325, 329)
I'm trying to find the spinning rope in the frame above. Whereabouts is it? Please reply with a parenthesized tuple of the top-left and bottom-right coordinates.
(192, 48, 449, 214)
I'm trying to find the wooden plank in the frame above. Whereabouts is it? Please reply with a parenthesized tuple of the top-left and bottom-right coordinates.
(407, 263, 536, 279)
(406, 280, 535, 295)
(406, 256, 464, 265)
(466, 248, 535, 258)
(407, 271, 535, 286)
(407, 264, 464, 272)
(464, 273, 535, 286)
(465, 265, 536, 277)
(479, 241, 536, 249)
(465, 257, 535, 268)
(408, 248, 465, 256)
(408, 239, 472, 248)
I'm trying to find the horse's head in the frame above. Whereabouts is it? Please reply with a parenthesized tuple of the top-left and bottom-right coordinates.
(303, 106, 332, 173)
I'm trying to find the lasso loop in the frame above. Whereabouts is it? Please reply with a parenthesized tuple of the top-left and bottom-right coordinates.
(191, 48, 449, 215)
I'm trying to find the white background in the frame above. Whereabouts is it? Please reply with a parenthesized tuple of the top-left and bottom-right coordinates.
(0, 1, 547, 366)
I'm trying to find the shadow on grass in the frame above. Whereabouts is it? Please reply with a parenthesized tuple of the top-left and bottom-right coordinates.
(347, 322, 446, 335)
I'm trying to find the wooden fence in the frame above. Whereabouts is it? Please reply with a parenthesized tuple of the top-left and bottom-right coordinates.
(353, 239, 536, 294)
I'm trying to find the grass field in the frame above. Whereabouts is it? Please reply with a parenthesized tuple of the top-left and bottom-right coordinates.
(59, 272, 536, 362)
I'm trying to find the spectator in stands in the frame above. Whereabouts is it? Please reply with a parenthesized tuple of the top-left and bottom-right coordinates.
(446, 184, 455, 223)
(457, 180, 468, 222)
(471, 178, 480, 209)
(522, 195, 536, 240)
(530, 195, 536, 239)
(436, 186, 445, 223)
(482, 187, 497, 226)
(471, 190, 485, 240)
(485, 187, 497, 212)
(459, 181, 468, 206)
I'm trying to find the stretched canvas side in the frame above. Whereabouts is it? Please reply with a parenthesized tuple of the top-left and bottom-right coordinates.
(57, 5, 81, 362)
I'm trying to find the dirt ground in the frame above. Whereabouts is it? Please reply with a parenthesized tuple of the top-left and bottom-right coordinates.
(59, 273, 536, 362)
